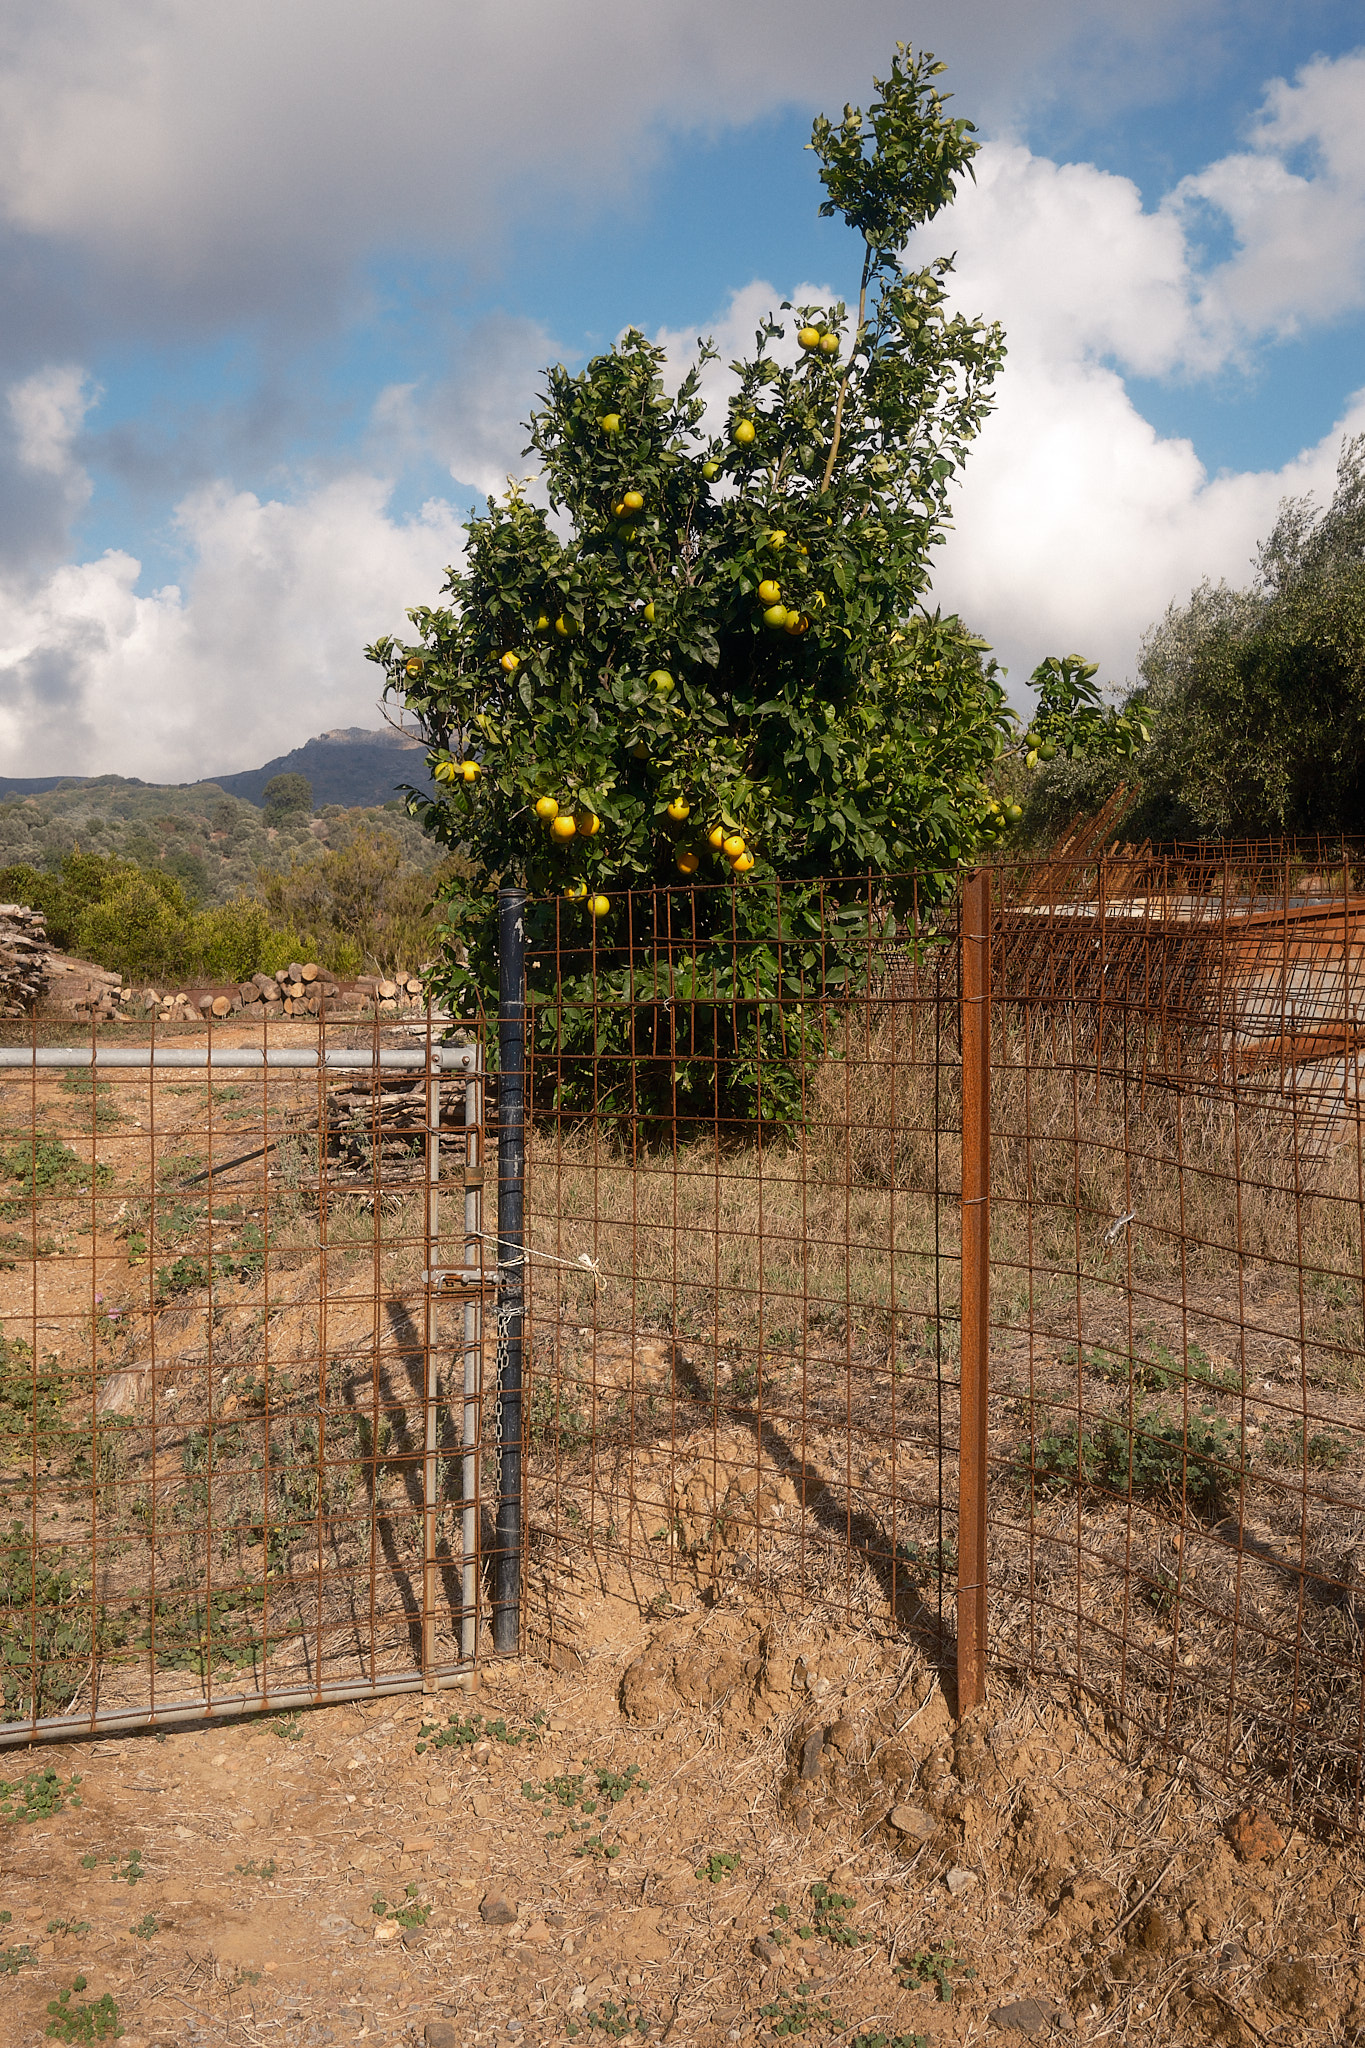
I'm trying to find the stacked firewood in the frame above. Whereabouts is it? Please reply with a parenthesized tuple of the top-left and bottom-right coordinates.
(236, 963, 343, 1016)
(0, 904, 51, 1016)
(323, 1066, 473, 1179)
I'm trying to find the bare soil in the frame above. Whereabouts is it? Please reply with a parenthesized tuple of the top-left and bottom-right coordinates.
(4, 1597, 1365, 2047)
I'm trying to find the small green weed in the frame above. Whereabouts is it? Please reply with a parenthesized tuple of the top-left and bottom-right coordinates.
(523, 1762, 648, 1844)
(1, 1939, 34, 1974)
(79, 1848, 144, 1885)
(695, 1850, 741, 1884)
(803, 1881, 861, 1948)
(1139, 1566, 1181, 1619)
(45, 1977, 121, 2042)
(0, 1335, 65, 1462)
(2, 1138, 110, 1196)
(271, 1710, 304, 1742)
(416, 1708, 545, 1755)
(1015, 1406, 1248, 1515)
(234, 1858, 276, 1881)
(46, 1920, 91, 1938)
(1066, 1336, 1236, 1396)
(129, 1913, 158, 1941)
(1263, 1421, 1352, 1470)
(897, 1938, 973, 2003)
(137, 1586, 261, 1676)
(0, 1764, 82, 1822)
(371, 1883, 430, 1928)
(757, 1987, 835, 2036)
(564, 1999, 649, 2038)
(58, 1072, 124, 1129)
(891, 1538, 955, 1589)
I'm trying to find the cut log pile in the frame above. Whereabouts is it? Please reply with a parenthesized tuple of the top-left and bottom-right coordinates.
(0, 904, 51, 1016)
(119, 964, 435, 1022)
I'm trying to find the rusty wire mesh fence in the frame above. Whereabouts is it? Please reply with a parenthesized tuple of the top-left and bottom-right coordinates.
(0, 1017, 490, 1744)
(986, 846, 1365, 1834)
(5, 847, 1365, 1830)
(516, 876, 966, 1666)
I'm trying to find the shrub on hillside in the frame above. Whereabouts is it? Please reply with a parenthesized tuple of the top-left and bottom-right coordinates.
(256, 821, 466, 974)
(74, 879, 310, 986)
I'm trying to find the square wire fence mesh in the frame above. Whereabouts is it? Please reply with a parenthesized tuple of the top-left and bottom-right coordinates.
(0, 1013, 489, 1744)
(515, 877, 966, 1666)
(985, 846, 1365, 1834)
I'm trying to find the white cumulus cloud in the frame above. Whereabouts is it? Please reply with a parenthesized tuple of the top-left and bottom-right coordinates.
(0, 465, 465, 780)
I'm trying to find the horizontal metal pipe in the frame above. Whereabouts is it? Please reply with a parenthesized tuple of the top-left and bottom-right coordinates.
(0, 1045, 476, 1072)
(0, 1663, 479, 1750)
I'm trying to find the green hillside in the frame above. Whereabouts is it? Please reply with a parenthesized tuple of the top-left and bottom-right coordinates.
(0, 779, 433, 911)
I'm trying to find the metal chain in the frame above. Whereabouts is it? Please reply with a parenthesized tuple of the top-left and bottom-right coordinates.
(492, 1299, 511, 1502)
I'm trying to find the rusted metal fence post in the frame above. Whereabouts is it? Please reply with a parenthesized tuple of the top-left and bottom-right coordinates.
(958, 868, 991, 1711)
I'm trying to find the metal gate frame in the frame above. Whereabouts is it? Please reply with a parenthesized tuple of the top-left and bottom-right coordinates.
(0, 1036, 491, 1746)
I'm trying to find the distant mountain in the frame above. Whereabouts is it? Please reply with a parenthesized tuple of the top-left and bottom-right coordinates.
(203, 727, 435, 809)
(0, 728, 436, 810)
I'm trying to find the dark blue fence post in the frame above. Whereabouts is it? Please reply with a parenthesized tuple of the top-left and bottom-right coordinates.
(493, 887, 526, 1653)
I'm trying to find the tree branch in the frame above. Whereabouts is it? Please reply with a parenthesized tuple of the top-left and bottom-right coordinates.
(820, 246, 873, 494)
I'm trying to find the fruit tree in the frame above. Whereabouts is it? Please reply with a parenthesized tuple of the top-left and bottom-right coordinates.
(366, 48, 1121, 1117)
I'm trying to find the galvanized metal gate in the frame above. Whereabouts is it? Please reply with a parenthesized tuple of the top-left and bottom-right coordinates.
(0, 1026, 502, 1745)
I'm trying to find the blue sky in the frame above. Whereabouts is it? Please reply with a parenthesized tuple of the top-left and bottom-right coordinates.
(1, 0, 1364, 779)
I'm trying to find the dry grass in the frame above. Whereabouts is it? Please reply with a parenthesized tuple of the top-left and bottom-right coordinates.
(522, 1005, 1365, 1832)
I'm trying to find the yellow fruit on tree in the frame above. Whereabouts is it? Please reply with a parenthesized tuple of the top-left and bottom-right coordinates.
(649, 669, 674, 694)
(534, 613, 550, 632)
(554, 614, 573, 637)
(535, 795, 559, 821)
(702, 459, 721, 479)
(434, 760, 457, 783)
(643, 600, 655, 622)
(575, 811, 601, 837)
(599, 413, 620, 432)
(565, 880, 587, 900)
(551, 814, 577, 841)
(757, 579, 781, 605)
(500, 651, 520, 672)
(732, 851, 756, 873)
(733, 418, 755, 445)
(797, 326, 821, 350)
(766, 530, 786, 550)
(622, 490, 644, 512)
(818, 333, 840, 356)
(723, 833, 746, 859)
(784, 612, 810, 637)
(461, 761, 480, 783)
(763, 604, 788, 629)
(589, 894, 610, 918)
(666, 798, 690, 822)
(677, 850, 699, 874)
(707, 825, 726, 850)
(405, 657, 422, 676)
(612, 499, 626, 517)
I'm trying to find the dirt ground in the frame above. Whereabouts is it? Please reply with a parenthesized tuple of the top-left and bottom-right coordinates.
(4, 1586, 1365, 2048)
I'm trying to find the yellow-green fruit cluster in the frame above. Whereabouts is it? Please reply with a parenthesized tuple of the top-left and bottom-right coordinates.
(537, 795, 600, 839)
(754, 578, 810, 638)
(797, 324, 841, 357)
